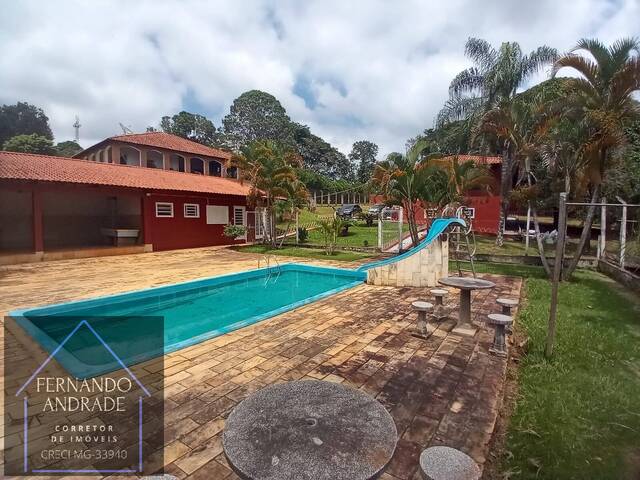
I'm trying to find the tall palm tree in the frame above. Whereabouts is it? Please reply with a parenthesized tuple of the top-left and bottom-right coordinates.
(552, 37, 640, 279)
(439, 38, 557, 245)
(231, 140, 305, 246)
(371, 139, 434, 246)
(476, 96, 562, 276)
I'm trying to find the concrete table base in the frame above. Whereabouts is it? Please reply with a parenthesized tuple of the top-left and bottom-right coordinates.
(438, 277, 496, 332)
(223, 380, 398, 480)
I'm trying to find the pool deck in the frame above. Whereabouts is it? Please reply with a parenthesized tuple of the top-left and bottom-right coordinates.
(0, 246, 522, 479)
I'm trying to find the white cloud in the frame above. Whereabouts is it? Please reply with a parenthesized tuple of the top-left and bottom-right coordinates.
(0, 0, 638, 158)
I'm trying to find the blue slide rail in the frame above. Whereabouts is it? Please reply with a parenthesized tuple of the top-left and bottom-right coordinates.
(357, 217, 466, 272)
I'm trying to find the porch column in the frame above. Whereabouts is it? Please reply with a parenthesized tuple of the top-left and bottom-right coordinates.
(163, 152, 170, 170)
(203, 160, 209, 176)
(140, 149, 148, 168)
(185, 157, 191, 173)
(111, 144, 120, 164)
(141, 195, 153, 251)
(32, 189, 44, 254)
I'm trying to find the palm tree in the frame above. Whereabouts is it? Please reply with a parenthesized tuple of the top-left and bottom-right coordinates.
(552, 37, 640, 279)
(426, 156, 495, 206)
(371, 139, 434, 246)
(475, 96, 561, 276)
(231, 140, 306, 247)
(439, 38, 557, 245)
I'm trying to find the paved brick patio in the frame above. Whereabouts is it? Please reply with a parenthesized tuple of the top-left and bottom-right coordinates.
(0, 247, 521, 479)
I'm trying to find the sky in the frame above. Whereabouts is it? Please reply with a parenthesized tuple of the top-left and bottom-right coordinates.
(1, 0, 639, 158)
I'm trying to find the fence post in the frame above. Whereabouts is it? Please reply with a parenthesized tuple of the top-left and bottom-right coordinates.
(378, 215, 383, 250)
(295, 210, 299, 244)
(525, 205, 531, 256)
(600, 196, 606, 259)
(546, 192, 567, 359)
(398, 207, 404, 253)
(620, 199, 627, 269)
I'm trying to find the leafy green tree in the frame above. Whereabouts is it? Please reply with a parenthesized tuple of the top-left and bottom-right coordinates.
(0, 102, 53, 147)
(3, 134, 55, 154)
(371, 139, 436, 246)
(317, 216, 348, 255)
(231, 140, 306, 246)
(439, 38, 557, 245)
(55, 140, 83, 157)
(552, 38, 640, 278)
(294, 123, 353, 180)
(222, 90, 295, 151)
(160, 111, 219, 146)
(349, 140, 379, 183)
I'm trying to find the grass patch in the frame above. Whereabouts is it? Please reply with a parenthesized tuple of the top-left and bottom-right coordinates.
(232, 244, 376, 262)
(464, 261, 640, 479)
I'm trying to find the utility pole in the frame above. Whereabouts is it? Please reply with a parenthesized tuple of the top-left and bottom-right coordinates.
(73, 115, 81, 143)
(545, 192, 567, 359)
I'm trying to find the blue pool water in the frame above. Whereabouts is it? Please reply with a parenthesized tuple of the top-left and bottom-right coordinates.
(11, 264, 365, 377)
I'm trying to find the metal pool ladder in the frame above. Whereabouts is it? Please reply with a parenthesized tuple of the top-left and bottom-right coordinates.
(259, 255, 282, 285)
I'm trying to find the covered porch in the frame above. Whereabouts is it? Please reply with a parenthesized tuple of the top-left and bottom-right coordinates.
(0, 184, 148, 264)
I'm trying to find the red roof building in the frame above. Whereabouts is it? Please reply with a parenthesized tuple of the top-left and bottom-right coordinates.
(0, 149, 260, 265)
(75, 131, 236, 178)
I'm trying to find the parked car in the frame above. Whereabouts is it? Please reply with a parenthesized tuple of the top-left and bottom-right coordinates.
(368, 204, 386, 217)
(336, 204, 362, 218)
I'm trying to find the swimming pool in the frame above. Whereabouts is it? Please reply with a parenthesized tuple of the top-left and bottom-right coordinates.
(10, 264, 366, 378)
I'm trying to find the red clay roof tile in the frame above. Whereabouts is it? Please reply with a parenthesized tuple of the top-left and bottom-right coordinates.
(81, 132, 232, 160)
(0, 151, 251, 196)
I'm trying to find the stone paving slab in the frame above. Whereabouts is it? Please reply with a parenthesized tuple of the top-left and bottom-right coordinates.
(0, 248, 521, 479)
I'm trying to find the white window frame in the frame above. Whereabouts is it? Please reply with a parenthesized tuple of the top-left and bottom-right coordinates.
(254, 208, 265, 240)
(233, 205, 247, 240)
(155, 202, 174, 218)
(462, 207, 476, 219)
(206, 205, 229, 224)
(183, 203, 200, 218)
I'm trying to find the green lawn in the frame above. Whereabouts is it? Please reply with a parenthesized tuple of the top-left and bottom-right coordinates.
(463, 262, 640, 479)
(232, 244, 377, 262)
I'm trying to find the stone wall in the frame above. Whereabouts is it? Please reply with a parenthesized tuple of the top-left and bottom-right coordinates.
(366, 237, 448, 287)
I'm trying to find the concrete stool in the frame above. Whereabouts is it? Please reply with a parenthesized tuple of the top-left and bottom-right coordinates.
(430, 289, 449, 306)
(487, 313, 513, 357)
(419, 446, 480, 480)
(412, 301, 433, 337)
(496, 298, 518, 315)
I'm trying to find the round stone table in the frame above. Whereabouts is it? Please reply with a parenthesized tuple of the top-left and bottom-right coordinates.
(223, 380, 398, 480)
(438, 277, 495, 329)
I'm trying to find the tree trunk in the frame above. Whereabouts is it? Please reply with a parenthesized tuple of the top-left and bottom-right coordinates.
(495, 148, 512, 247)
(525, 171, 551, 277)
(406, 203, 419, 247)
(270, 208, 277, 248)
(531, 204, 552, 277)
(562, 184, 600, 280)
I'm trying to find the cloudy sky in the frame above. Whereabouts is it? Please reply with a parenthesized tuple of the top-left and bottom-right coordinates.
(1, 0, 638, 158)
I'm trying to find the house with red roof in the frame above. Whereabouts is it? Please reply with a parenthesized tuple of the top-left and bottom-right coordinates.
(0, 133, 262, 265)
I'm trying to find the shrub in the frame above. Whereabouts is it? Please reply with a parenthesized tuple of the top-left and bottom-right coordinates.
(297, 227, 308, 243)
(223, 224, 246, 239)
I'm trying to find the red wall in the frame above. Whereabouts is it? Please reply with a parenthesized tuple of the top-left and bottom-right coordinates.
(369, 193, 500, 234)
(143, 192, 248, 251)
